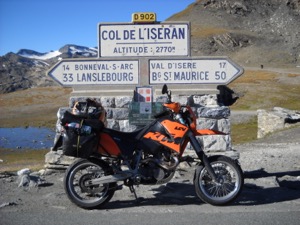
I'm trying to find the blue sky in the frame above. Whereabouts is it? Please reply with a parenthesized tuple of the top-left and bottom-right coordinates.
(0, 0, 194, 56)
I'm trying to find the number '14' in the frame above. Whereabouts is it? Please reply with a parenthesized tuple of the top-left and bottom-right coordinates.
(63, 65, 70, 71)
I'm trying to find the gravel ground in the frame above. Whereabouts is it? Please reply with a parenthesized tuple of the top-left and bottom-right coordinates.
(1, 126, 299, 214)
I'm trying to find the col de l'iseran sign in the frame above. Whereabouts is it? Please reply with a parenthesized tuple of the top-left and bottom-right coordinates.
(98, 22, 190, 57)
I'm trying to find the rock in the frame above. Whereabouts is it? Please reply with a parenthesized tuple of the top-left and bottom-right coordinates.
(101, 97, 115, 108)
(18, 174, 30, 188)
(245, 176, 280, 188)
(197, 117, 231, 133)
(273, 107, 300, 122)
(277, 175, 300, 189)
(257, 107, 300, 138)
(17, 168, 31, 176)
(197, 106, 231, 119)
(0, 202, 17, 208)
(111, 108, 129, 120)
(196, 134, 232, 152)
(192, 95, 218, 107)
(115, 96, 132, 108)
(45, 150, 76, 167)
(109, 120, 120, 131)
(17, 169, 46, 188)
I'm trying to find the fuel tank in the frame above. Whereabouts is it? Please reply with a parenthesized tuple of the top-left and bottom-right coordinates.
(97, 117, 189, 158)
(141, 117, 189, 154)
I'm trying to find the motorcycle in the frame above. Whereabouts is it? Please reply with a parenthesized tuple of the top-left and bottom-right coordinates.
(61, 84, 244, 209)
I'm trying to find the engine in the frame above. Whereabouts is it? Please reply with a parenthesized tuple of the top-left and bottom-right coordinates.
(138, 149, 179, 185)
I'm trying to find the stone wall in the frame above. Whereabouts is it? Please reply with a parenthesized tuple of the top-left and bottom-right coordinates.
(257, 107, 300, 138)
(45, 93, 237, 170)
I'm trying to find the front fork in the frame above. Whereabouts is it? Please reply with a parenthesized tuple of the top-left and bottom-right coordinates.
(188, 132, 218, 182)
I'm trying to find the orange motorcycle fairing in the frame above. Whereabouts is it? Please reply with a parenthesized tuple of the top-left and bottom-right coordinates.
(97, 133, 121, 157)
(163, 102, 181, 113)
(195, 129, 226, 135)
(160, 120, 188, 138)
(143, 120, 188, 153)
(185, 105, 197, 131)
(143, 131, 181, 153)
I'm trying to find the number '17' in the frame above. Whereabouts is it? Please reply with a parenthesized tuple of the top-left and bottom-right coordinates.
(219, 62, 226, 68)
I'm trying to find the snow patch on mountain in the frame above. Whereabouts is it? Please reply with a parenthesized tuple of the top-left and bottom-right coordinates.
(17, 45, 98, 60)
(69, 46, 97, 56)
(19, 50, 61, 60)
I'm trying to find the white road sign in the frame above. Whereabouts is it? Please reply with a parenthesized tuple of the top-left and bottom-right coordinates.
(98, 22, 190, 57)
(149, 58, 243, 85)
(48, 59, 139, 86)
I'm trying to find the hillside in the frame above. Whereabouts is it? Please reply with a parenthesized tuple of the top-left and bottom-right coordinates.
(168, 0, 300, 67)
(0, 45, 97, 93)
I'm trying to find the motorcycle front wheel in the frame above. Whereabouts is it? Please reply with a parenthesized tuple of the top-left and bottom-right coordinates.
(64, 158, 116, 209)
(194, 155, 244, 205)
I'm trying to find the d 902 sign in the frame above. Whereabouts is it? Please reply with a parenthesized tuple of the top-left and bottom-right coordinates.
(132, 12, 156, 23)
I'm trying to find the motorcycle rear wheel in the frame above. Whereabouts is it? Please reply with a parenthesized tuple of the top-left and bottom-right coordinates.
(194, 155, 244, 205)
(64, 158, 116, 209)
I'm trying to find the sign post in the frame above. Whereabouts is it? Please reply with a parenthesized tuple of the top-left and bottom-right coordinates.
(149, 57, 243, 85)
(48, 59, 139, 86)
(47, 14, 244, 96)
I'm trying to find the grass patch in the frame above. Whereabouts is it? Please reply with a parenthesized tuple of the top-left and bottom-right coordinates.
(287, 73, 300, 78)
(231, 118, 258, 144)
(0, 86, 71, 128)
(231, 70, 277, 83)
(0, 148, 49, 173)
(229, 69, 300, 110)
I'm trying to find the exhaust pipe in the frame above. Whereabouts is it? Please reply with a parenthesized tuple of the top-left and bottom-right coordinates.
(87, 172, 132, 186)
(87, 156, 180, 186)
(142, 156, 179, 171)
(159, 156, 179, 170)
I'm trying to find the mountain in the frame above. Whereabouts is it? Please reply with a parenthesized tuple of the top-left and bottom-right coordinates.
(0, 45, 97, 93)
(0, 0, 299, 93)
(168, 0, 300, 66)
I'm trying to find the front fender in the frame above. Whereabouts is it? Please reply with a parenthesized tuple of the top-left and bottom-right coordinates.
(194, 129, 226, 136)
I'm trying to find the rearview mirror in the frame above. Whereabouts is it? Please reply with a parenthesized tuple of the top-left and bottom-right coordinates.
(162, 84, 168, 94)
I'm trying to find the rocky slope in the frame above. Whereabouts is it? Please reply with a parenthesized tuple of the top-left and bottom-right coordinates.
(169, 0, 300, 67)
(0, 45, 97, 93)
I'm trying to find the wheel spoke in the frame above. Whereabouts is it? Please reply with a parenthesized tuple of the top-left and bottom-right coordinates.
(64, 159, 115, 209)
(196, 157, 243, 204)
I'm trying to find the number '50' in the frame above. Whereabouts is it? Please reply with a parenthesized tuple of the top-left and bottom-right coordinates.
(215, 71, 226, 80)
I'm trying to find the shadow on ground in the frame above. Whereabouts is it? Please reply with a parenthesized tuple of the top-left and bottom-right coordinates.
(237, 168, 300, 206)
(103, 169, 300, 209)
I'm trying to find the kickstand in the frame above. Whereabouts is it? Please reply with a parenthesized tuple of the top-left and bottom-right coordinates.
(129, 185, 138, 201)
(129, 185, 145, 204)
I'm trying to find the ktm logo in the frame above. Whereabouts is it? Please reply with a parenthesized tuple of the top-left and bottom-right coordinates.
(143, 131, 181, 152)
(174, 126, 187, 131)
